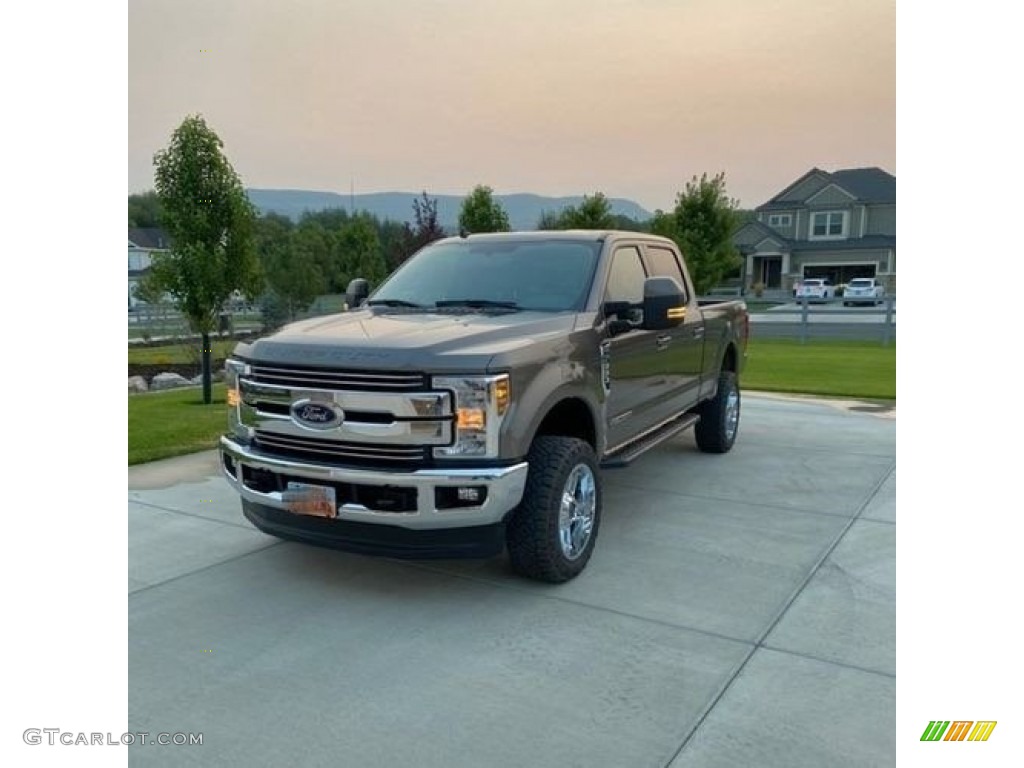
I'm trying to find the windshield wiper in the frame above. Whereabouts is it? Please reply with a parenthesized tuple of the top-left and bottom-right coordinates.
(434, 299, 521, 310)
(366, 298, 427, 308)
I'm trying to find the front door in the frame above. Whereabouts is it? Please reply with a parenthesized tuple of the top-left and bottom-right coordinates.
(602, 245, 666, 450)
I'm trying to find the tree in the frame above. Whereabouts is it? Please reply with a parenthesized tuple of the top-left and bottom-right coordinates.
(537, 192, 617, 230)
(292, 219, 337, 291)
(337, 214, 387, 289)
(564, 192, 616, 229)
(256, 213, 324, 319)
(657, 173, 741, 296)
(128, 191, 163, 228)
(146, 114, 262, 403)
(392, 192, 446, 266)
(411, 191, 446, 247)
(458, 185, 511, 234)
(536, 210, 562, 230)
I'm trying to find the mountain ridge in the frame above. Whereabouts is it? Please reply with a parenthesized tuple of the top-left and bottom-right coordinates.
(246, 188, 653, 230)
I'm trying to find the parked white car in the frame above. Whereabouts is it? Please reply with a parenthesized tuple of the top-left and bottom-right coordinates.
(843, 277, 886, 306)
(795, 278, 835, 301)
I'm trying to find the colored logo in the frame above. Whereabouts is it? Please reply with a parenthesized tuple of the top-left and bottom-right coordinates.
(290, 400, 343, 430)
(920, 721, 997, 742)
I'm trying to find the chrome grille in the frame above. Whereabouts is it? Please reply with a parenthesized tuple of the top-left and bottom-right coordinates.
(249, 363, 426, 392)
(254, 430, 426, 465)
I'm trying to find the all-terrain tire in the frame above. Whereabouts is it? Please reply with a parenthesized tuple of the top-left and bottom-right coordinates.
(506, 436, 601, 583)
(694, 370, 741, 454)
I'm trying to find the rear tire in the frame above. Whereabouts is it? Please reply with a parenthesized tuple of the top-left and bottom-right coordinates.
(695, 371, 741, 454)
(506, 437, 601, 583)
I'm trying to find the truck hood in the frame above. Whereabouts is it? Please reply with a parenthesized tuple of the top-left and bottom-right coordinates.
(237, 308, 579, 372)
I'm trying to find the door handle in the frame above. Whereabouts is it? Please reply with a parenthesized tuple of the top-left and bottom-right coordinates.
(656, 334, 671, 349)
(691, 327, 705, 338)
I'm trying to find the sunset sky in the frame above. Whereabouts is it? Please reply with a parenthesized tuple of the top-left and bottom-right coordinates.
(128, 0, 895, 210)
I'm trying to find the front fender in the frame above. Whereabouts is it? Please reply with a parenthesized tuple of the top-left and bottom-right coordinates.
(500, 359, 605, 460)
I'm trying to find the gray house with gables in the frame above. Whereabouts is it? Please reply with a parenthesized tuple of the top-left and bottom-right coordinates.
(734, 167, 896, 295)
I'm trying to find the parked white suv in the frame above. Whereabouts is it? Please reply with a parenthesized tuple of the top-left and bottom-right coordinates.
(843, 277, 886, 306)
(795, 278, 835, 302)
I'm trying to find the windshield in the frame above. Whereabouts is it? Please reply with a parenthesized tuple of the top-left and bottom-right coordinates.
(803, 280, 824, 286)
(848, 279, 873, 287)
(369, 239, 602, 312)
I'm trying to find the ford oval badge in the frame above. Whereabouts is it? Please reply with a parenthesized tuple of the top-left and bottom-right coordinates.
(290, 400, 343, 430)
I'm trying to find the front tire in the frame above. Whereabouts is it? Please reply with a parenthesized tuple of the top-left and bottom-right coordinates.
(694, 370, 741, 454)
(506, 436, 601, 583)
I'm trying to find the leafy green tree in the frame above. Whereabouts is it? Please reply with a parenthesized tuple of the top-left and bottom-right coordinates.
(656, 173, 741, 296)
(145, 114, 262, 403)
(560, 192, 616, 229)
(255, 213, 324, 319)
(458, 185, 511, 234)
(379, 218, 412, 271)
(337, 214, 387, 288)
(292, 220, 337, 291)
(128, 190, 163, 228)
(537, 193, 616, 230)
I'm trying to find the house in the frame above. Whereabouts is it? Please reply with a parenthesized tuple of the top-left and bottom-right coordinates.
(128, 227, 170, 308)
(733, 167, 896, 295)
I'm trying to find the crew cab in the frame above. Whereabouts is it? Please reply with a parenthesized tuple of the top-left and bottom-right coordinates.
(221, 231, 748, 582)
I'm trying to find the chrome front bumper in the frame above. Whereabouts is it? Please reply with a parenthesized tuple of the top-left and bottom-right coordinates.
(219, 436, 529, 530)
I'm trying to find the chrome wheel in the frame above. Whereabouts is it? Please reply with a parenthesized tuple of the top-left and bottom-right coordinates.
(724, 384, 740, 442)
(558, 463, 597, 560)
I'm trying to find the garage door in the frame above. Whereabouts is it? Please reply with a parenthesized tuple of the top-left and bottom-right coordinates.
(803, 264, 876, 284)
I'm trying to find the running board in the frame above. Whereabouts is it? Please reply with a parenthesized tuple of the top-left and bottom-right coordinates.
(600, 413, 700, 469)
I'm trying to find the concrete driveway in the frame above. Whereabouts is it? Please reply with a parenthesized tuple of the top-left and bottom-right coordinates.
(128, 393, 896, 767)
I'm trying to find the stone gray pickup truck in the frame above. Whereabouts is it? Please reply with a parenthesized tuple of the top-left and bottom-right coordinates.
(221, 231, 748, 582)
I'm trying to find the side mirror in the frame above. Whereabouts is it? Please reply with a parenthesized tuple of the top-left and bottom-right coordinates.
(345, 278, 370, 309)
(642, 277, 687, 330)
(602, 300, 640, 337)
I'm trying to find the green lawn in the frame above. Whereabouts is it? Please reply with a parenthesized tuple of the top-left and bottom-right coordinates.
(127, 339, 894, 466)
(128, 340, 239, 365)
(128, 385, 228, 465)
(743, 339, 895, 400)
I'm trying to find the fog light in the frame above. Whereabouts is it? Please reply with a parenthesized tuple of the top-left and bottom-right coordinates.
(435, 486, 488, 509)
(457, 486, 482, 502)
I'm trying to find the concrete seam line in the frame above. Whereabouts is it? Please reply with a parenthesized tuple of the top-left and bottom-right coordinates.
(659, 461, 896, 768)
(129, 498, 256, 530)
(854, 461, 896, 522)
(757, 644, 895, 680)
(606, 479, 867, 521)
(128, 541, 285, 598)
(398, 559, 758, 649)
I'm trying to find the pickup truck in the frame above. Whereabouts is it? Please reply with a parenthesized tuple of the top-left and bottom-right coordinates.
(221, 231, 749, 582)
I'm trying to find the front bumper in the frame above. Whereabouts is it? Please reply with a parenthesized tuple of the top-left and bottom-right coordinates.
(220, 435, 528, 536)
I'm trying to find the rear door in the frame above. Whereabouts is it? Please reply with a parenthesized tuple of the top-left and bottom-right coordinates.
(641, 243, 703, 413)
(602, 244, 666, 449)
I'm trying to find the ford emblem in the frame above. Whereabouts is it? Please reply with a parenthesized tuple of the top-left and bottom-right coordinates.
(290, 400, 343, 430)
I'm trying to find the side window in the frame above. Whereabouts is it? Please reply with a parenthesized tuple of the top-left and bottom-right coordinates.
(604, 246, 646, 304)
(644, 246, 689, 301)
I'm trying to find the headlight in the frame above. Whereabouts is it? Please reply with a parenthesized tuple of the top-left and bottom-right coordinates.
(432, 374, 510, 459)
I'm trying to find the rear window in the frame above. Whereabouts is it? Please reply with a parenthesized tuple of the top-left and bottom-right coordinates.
(803, 279, 824, 286)
(849, 279, 873, 287)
